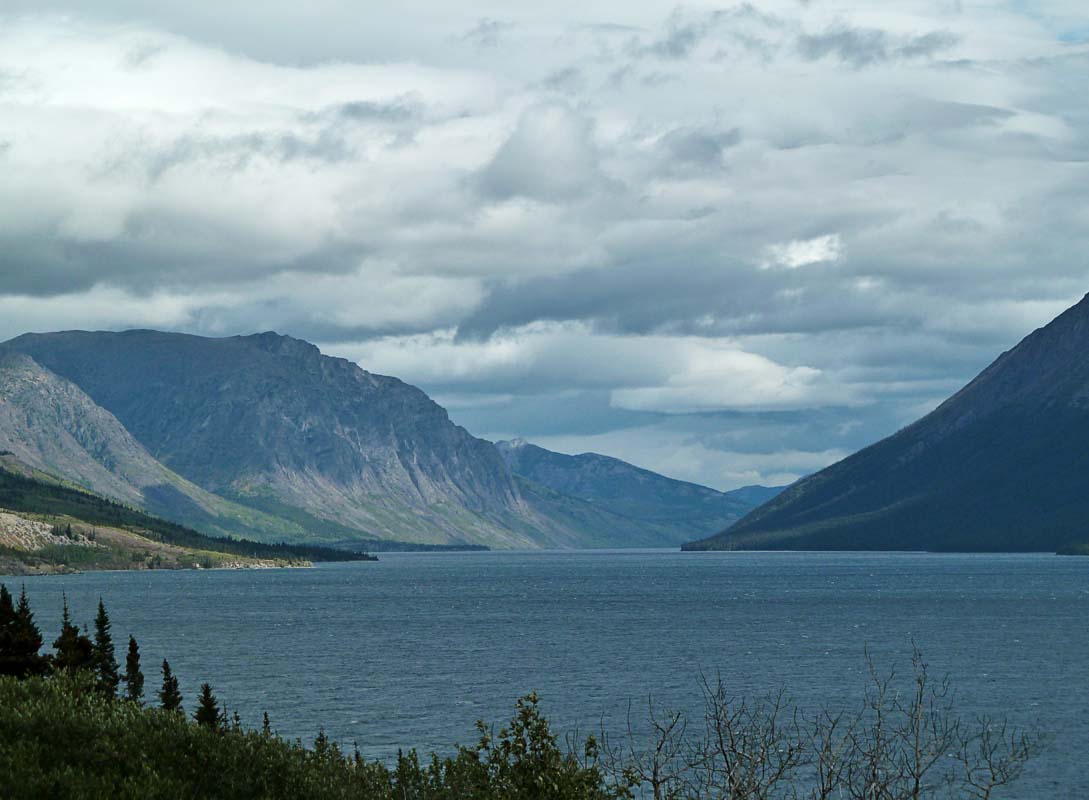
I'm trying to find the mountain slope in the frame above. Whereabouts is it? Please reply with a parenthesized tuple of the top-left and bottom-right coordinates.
(5, 331, 541, 547)
(0, 460, 372, 574)
(4, 330, 733, 549)
(685, 294, 1089, 553)
(497, 439, 780, 544)
(0, 352, 303, 540)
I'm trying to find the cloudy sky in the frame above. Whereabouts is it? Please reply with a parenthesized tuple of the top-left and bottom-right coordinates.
(1, 2, 1087, 490)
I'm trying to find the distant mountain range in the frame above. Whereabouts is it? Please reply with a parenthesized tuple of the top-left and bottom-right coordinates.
(0, 330, 776, 549)
(497, 439, 781, 543)
(685, 294, 1089, 553)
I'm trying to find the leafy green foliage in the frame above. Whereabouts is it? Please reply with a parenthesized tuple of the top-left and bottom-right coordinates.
(0, 674, 630, 800)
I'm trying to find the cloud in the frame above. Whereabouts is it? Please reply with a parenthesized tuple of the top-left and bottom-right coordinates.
(460, 18, 514, 49)
(0, 5, 1086, 488)
(475, 104, 603, 201)
(610, 348, 855, 413)
(627, 5, 785, 62)
(797, 26, 959, 68)
(329, 323, 858, 413)
(519, 425, 849, 491)
(658, 126, 741, 167)
(761, 234, 843, 270)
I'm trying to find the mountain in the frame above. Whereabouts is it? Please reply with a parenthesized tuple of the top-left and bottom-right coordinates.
(0, 351, 299, 540)
(720, 485, 787, 507)
(1, 330, 755, 549)
(497, 439, 781, 544)
(684, 294, 1089, 553)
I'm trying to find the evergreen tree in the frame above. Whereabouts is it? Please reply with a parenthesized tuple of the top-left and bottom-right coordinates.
(0, 584, 17, 676)
(123, 636, 144, 703)
(92, 599, 119, 697)
(10, 588, 48, 677)
(52, 596, 94, 674)
(0, 585, 12, 624)
(158, 659, 182, 712)
(194, 683, 222, 730)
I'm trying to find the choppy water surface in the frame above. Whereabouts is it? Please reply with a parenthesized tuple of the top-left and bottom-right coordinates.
(15, 551, 1089, 797)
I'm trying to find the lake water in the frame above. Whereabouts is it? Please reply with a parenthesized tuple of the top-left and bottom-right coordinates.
(12, 550, 1089, 797)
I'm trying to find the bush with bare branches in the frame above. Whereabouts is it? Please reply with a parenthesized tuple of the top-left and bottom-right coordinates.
(603, 647, 1042, 800)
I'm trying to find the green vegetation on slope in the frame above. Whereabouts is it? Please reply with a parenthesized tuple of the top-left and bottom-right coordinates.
(0, 467, 374, 565)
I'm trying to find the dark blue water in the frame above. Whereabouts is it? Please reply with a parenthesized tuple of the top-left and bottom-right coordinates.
(12, 551, 1089, 797)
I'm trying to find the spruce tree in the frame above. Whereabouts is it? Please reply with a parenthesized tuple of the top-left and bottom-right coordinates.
(11, 587, 48, 677)
(52, 596, 94, 674)
(123, 635, 144, 702)
(159, 659, 183, 712)
(194, 683, 222, 730)
(0, 584, 17, 676)
(92, 599, 120, 697)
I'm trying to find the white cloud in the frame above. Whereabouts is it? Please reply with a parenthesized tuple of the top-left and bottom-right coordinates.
(327, 323, 858, 412)
(760, 234, 843, 270)
(610, 346, 857, 413)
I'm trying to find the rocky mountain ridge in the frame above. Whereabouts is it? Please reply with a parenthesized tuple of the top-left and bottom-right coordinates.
(685, 293, 1089, 553)
(497, 438, 784, 543)
(1, 330, 772, 549)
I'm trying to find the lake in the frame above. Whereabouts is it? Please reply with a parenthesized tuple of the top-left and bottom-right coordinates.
(12, 550, 1089, 797)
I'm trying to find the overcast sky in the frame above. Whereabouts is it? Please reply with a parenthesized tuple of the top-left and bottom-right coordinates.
(1, 2, 1087, 490)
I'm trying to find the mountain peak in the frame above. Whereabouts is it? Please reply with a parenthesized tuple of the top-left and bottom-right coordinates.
(240, 330, 321, 360)
(685, 292, 1089, 553)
